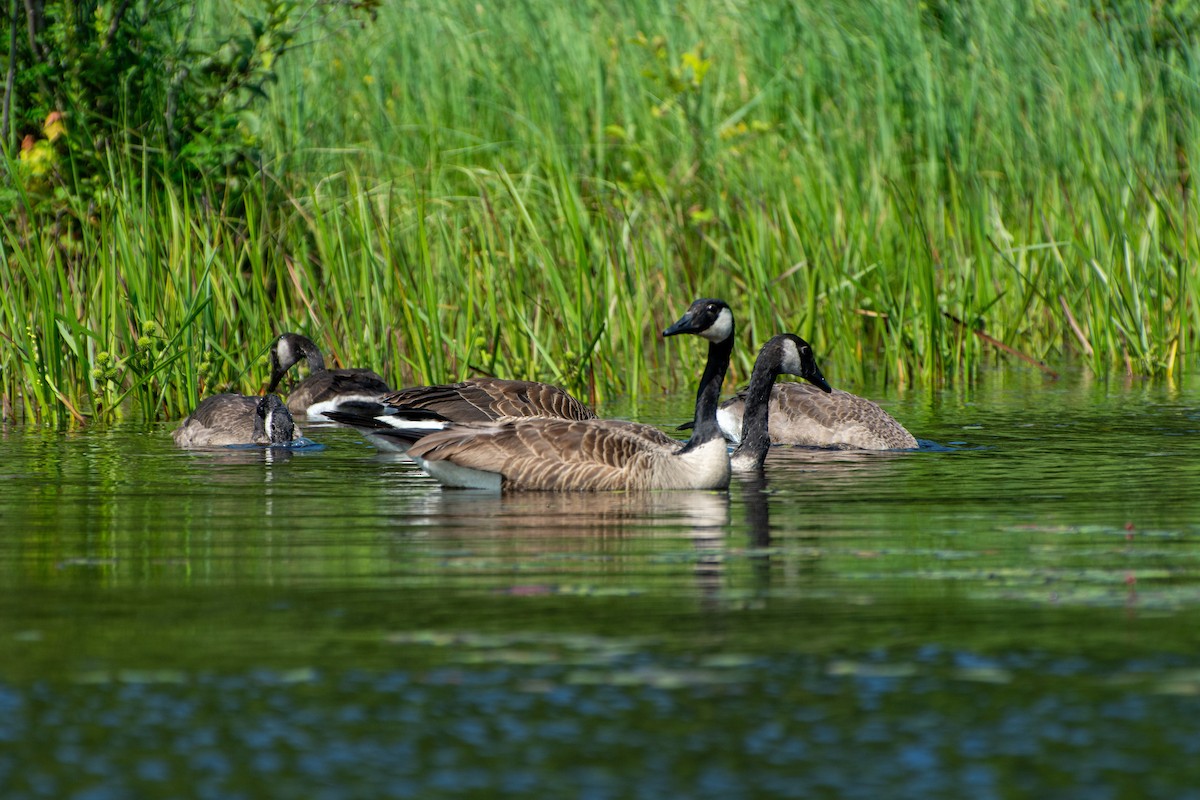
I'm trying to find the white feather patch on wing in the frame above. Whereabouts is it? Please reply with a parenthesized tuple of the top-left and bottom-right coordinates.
(303, 396, 388, 419)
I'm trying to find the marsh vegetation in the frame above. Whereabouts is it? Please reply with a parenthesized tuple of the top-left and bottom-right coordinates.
(3, 1, 1198, 425)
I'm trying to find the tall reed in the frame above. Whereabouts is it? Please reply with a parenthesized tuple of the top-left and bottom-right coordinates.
(3, 0, 1199, 425)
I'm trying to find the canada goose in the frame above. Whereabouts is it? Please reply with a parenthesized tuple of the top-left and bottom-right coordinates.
(716, 380, 917, 450)
(266, 332, 392, 418)
(172, 393, 300, 448)
(729, 334, 832, 471)
(324, 377, 596, 453)
(342, 298, 736, 491)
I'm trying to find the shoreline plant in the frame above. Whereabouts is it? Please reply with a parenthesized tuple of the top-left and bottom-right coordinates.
(2, 0, 1199, 425)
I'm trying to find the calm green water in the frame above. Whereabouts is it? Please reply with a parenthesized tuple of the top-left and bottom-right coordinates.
(3, 370, 1200, 798)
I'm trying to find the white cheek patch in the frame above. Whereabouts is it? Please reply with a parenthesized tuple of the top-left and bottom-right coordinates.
(700, 307, 734, 342)
(779, 340, 804, 375)
(267, 407, 290, 440)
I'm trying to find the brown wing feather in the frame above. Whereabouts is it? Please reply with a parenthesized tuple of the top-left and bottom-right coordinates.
(381, 378, 595, 422)
(407, 418, 686, 491)
(721, 383, 916, 450)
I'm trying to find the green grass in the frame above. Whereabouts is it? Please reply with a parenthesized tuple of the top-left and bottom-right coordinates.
(3, 0, 1200, 424)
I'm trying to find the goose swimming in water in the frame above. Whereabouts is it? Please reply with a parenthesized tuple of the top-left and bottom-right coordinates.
(267, 332, 392, 418)
(172, 393, 299, 448)
(332, 302, 829, 489)
(329, 299, 738, 491)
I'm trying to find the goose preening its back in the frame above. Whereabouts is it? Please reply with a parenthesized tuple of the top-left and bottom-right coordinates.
(172, 393, 300, 448)
(323, 377, 596, 453)
(717, 381, 917, 451)
(334, 298, 737, 491)
(267, 333, 392, 418)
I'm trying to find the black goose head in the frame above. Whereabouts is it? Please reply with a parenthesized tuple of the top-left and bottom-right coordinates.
(730, 333, 832, 472)
(768, 333, 831, 392)
(267, 333, 325, 391)
(255, 393, 296, 444)
(663, 298, 736, 446)
(662, 298, 734, 343)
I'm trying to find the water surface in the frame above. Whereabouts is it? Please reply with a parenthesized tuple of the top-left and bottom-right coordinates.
(3, 370, 1200, 798)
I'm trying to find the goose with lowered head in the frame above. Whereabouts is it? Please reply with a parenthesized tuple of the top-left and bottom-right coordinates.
(172, 393, 299, 448)
(267, 332, 392, 419)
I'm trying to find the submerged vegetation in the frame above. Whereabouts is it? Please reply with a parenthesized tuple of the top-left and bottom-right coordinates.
(2, 0, 1199, 424)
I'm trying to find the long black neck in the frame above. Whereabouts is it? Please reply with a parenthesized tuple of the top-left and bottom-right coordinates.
(730, 349, 780, 469)
(305, 350, 327, 374)
(684, 334, 734, 448)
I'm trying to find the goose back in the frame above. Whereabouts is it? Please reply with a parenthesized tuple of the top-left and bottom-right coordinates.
(381, 378, 595, 422)
(285, 369, 392, 418)
(324, 377, 595, 454)
(718, 382, 917, 450)
(406, 418, 726, 491)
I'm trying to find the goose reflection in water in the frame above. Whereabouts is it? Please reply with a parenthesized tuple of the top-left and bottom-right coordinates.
(399, 488, 730, 600)
(407, 488, 730, 540)
(170, 436, 329, 469)
(727, 471, 774, 605)
(398, 466, 890, 605)
(763, 443, 918, 485)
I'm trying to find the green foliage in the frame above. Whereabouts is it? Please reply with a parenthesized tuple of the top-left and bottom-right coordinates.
(1, 1, 375, 215)
(3, 0, 1200, 426)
